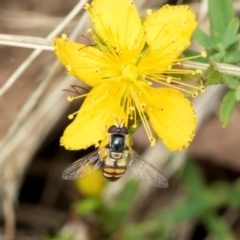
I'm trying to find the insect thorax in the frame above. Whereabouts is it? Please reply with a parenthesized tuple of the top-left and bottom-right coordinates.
(109, 134, 126, 153)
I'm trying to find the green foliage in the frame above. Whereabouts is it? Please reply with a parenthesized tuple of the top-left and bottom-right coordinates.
(124, 160, 240, 240)
(73, 196, 102, 216)
(193, 0, 240, 127)
(77, 181, 139, 234)
(220, 90, 236, 127)
(205, 58, 223, 85)
(51, 160, 240, 240)
(204, 212, 235, 240)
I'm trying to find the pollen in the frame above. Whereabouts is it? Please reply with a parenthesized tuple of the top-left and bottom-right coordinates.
(147, 9, 152, 15)
(201, 51, 207, 57)
(67, 96, 73, 102)
(61, 34, 67, 40)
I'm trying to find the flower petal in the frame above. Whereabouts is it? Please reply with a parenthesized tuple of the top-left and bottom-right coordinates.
(87, 0, 142, 48)
(140, 5, 197, 70)
(54, 36, 119, 87)
(144, 88, 196, 151)
(61, 82, 125, 150)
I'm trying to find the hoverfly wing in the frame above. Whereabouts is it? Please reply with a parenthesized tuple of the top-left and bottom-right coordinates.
(128, 148, 168, 188)
(62, 148, 103, 180)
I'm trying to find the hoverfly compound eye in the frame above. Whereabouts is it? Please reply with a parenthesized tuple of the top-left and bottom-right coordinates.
(108, 125, 118, 133)
(120, 126, 128, 135)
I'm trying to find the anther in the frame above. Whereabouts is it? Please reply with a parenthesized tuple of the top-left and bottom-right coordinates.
(146, 9, 152, 15)
(62, 34, 67, 40)
(166, 77, 172, 83)
(150, 137, 156, 147)
(200, 86, 205, 92)
(192, 92, 198, 97)
(196, 69, 202, 74)
(67, 96, 73, 102)
(201, 51, 207, 57)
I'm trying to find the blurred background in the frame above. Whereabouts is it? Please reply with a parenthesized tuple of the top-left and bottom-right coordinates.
(1, 0, 240, 239)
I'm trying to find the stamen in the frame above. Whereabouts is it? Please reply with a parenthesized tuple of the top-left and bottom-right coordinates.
(131, 89, 154, 144)
(68, 111, 79, 119)
(146, 75, 202, 96)
(174, 51, 207, 63)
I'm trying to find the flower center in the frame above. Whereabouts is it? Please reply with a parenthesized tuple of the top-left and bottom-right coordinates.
(121, 65, 139, 82)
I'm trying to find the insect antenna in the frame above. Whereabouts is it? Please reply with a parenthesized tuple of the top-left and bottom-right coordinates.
(116, 118, 124, 127)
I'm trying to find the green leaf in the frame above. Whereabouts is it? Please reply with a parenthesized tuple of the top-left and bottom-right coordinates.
(107, 180, 139, 227)
(203, 212, 235, 240)
(213, 52, 225, 62)
(73, 197, 101, 216)
(208, 0, 235, 40)
(235, 86, 240, 101)
(219, 90, 236, 127)
(180, 160, 205, 195)
(205, 59, 223, 85)
(227, 180, 240, 207)
(222, 18, 240, 49)
(193, 28, 215, 51)
(125, 226, 146, 240)
(224, 49, 240, 64)
(223, 74, 239, 90)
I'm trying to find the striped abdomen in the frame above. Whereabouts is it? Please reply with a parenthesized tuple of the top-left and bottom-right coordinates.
(102, 150, 128, 182)
(102, 166, 127, 182)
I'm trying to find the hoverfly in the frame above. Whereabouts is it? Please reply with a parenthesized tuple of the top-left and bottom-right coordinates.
(62, 124, 168, 188)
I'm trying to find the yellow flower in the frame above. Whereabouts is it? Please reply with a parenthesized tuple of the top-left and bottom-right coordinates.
(54, 1, 206, 151)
